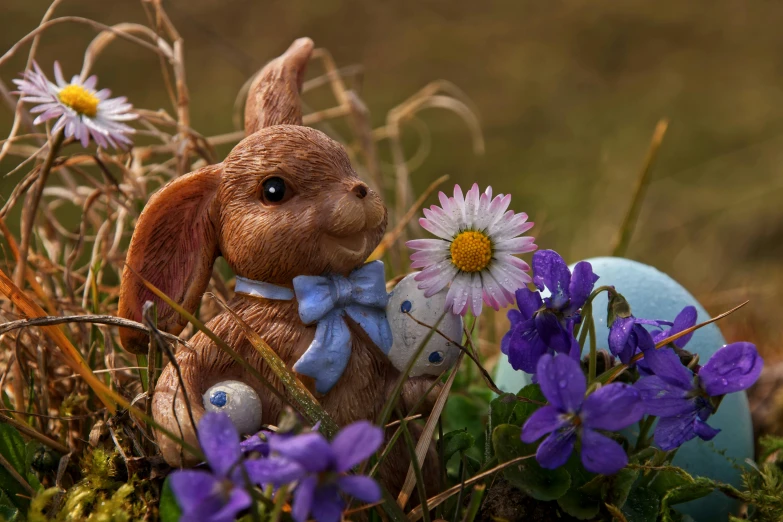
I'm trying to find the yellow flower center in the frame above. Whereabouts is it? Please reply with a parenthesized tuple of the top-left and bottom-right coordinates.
(450, 230, 492, 273)
(58, 84, 99, 117)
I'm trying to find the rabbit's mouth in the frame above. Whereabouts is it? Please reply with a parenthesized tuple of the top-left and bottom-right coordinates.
(324, 233, 367, 258)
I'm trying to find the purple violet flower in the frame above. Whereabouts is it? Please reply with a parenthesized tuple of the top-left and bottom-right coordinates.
(501, 250, 599, 373)
(652, 305, 697, 347)
(169, 413, 302, 522)
(267, 421, 383, 522)
(521, 353, 644, 475)
(636, 342, 763, 450)
(610, 306, 698, 365)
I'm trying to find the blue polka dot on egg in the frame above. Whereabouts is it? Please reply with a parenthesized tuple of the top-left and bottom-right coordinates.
(209, 390, 228, 408)
(401, 300, 412, 313)
(428, 351, 443, 363)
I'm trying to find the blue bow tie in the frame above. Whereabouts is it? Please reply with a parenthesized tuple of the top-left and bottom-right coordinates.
(292, 261, 393, 393)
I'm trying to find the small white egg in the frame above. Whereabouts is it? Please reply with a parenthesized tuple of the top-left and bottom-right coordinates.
(386, 273, 463, 377)
(203, 380, 262, 435)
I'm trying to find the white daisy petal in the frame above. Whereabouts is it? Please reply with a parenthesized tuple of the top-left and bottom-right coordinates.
(407, 184, 536, 316)
(15, 62, 135, 150)
(406, 238, 449, 251)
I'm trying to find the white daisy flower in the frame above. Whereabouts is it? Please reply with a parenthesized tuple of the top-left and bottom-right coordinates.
(13, 61, 137, 149)
(406, 183, 536, 316)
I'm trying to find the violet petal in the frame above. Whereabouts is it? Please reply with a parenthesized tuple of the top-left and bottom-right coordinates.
(197, 412, 242, 478)
(566, 261, 599, 313)
(532, 250, 571, 306)
(332, 421, 384, 472)
(168, 470, 222, 516)
(337, 475, 382, 503)
(581, 383, 644, 431)
(504, 318, 548, 374)
(292, 476, 317, 522)
(693, 418, 721, 441)
(515, 287, 543, 319)
(239, 457, 305, 486)
(654, 412, 699, 451)
(268, 432, 333, 472)
(635, 376, 695, 417)
(536, 354, 586, 413)
(521, 405, 566, 443)
(699, 342, 763, 396)
(311, 484, 344, 522)
(536, 426, 576, 470)
(535, 311, 572, 353)
(643, 346, 694, 389)
(580, 428, 628, 475)
(671, 306, 698, 348)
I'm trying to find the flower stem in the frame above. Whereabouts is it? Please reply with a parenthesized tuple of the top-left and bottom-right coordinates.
(269, 484, 290, 522)
(611, 119, 668, 257)
(634, 415, 656, 452)
(588, 315, 597, 383)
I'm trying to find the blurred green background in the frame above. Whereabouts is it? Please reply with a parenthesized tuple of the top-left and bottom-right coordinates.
(2, 0, 781, 355)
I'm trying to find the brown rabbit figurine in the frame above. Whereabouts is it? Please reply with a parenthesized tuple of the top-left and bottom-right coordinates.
(118, 38, 439, 496)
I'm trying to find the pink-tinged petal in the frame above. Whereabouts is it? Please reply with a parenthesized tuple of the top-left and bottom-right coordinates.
(495, 236, 537, 254)
(464, 183, 481, 228)
(446, 274, 471, 316)
(94, 87, 111, 100)
(486, 194, 512, 230)
(521, 405, 566, 443)
(426, 205, 459, 237)
(422, 207, 451, 234)
(483, 185, 493, 199)
(582, 383, 644, 431)
(468, 272, 484, 316)
(332, 421, 384, 472)
(536, 427, 576, 470)
(337, 475, 381, 503)
(480, 271, 511, 309)
(580, 429, 628, 475)
(452, 185, 466, 222)
(482, 288, 500, 310)
(419, 216, 453, 241)
(490, 211, 533, 240)
(406, 238, 449, 252)
(292, 476, 317, 522)
(197, 412, 241, 477)
(410, 249, 448, 269)
(416, 262, 457, 297)
(536, 353, 585, 413)
(83, 75, 98, 90)
(698, 342, 763, 396)
(654, 412, 699, 451)
(53, 61, 65, 86)
(488, 261, 532, 296)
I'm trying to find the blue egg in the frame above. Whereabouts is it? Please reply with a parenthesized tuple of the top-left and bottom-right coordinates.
(494, 257, 752, 521)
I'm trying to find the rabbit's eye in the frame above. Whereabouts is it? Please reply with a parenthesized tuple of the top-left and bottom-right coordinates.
(262, 177, 288, 204)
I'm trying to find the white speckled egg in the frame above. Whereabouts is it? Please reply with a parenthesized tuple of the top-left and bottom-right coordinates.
(203, 380, 262, 435)
(386, 273, 463, 377)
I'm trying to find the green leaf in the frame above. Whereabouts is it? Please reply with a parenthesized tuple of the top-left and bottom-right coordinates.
(621, 487, 660, 522)
(0, 424, 33, 511)
(23, 442, 43, 491)
(441, 429, 475, 463)
(608, 468, 640, 508)
(649, 468, 714, 507)
(159, 477, 182, 522)
(491, 424, 570, 501)
(557, 455, 600, 520)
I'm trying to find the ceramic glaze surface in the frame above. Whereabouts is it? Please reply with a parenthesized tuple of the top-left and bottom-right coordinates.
(203, 380, 263, 435)
(386, 273, 462, 377)
(494, 257, 752, 522)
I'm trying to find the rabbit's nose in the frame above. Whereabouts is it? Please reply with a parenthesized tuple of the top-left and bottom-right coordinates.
(351, 183, 368, 199)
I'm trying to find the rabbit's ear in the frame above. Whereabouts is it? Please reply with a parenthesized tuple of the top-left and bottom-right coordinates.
(118, 165, 221, 354)
(244, 37, 314, 134)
